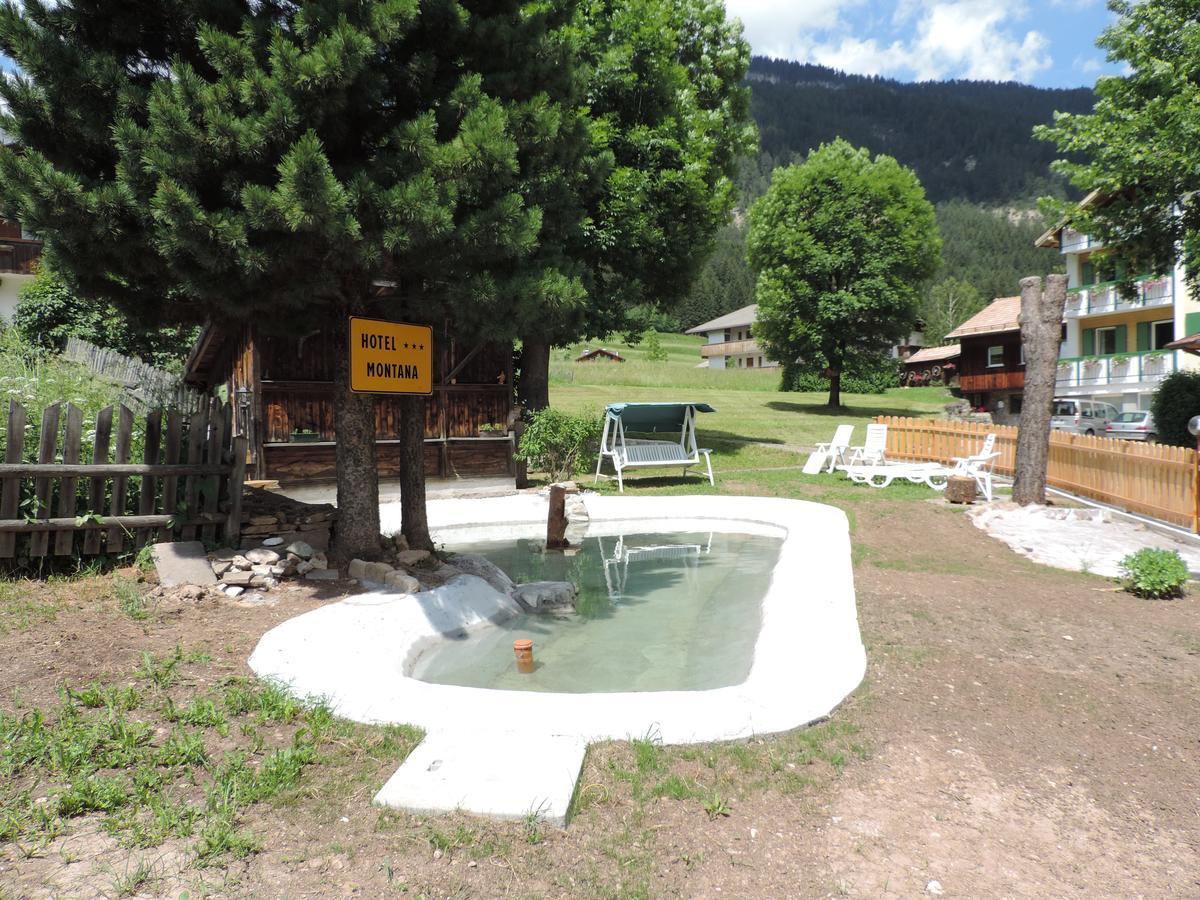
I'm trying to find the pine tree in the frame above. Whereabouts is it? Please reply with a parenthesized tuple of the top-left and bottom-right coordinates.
(0, 0, 575, 556)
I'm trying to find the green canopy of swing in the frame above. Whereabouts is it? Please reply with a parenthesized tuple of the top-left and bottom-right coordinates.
(604, 402, 716, 433)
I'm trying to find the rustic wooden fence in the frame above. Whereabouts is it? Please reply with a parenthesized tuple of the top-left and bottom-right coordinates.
(0, 398, 245, 561)
(876, 416, 1196, 530)
(61, 337, 204, 414)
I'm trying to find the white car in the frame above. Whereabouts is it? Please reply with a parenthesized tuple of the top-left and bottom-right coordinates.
(1051, 398, 1120, 436)
(1105, 410, 1158, 443)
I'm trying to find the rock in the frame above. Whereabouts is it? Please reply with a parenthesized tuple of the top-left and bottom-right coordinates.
(248, 515, 277, 526)
(251, 564, 274, 576)
(305, 568, 339, 581)
(926, 880, 944, 896)
(151, 540, 218, 587)
(222, 571, 253, 586)
(245, 547, 281, 565)
(211, 560, 233, 577)
(262, 536, 284, 547)
(232, 555, 253, 570)
(297, 560, 315, 575)
(311, 552, 329, 570)
(249, 575, 279, 588)
(223, 585, 245, 598)
(511, 580, 577, 611)
(268, 563, 290, 577)
(348, 559, 369, 580)
(238, 592, 274, 606)
(450, 554, 515, 595)
(384, 571, 421, 593)
(366, 562, 394, 584)
(285, 541, 314, 560)
(396, 549, 431, 566)
(392, 532, 409, 552)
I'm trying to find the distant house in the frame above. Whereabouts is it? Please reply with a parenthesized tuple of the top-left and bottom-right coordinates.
(0, 218, 43, 321)
(901, 344, 959, 386)
(945, 296, 1025, 424)
(685, 304, 779, 369)
(575, 347, 625, 363)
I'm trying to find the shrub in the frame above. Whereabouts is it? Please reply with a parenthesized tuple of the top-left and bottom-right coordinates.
(1150, 371, 1200, 447)
(1118, 548, 1189, 599)
(643, 331, 668, 362)
(515, 408, 603, 481)
(782, 359, 901, 395)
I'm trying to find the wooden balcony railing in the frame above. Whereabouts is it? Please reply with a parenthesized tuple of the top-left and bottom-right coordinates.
(0, 239, 42, 274)
(958, 369, 1025, 392)
(699, 339, 760, 358)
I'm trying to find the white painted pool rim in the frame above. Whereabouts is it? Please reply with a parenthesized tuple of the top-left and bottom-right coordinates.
(248, 494, 866, 745)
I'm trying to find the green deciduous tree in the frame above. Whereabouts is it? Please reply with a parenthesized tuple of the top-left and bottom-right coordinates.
(514, 0, 756, 412)
(747, 140, 941, 407)
(1036, 0, 1200, 288)
(14, 265, 196, 368)
(0, 0, 574, 557)
(919, 277, 985, 348)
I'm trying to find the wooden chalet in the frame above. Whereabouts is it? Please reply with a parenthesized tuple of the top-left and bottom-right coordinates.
(184, 321, 516, 485)
(901, 344, 960, 387)
(946, 296, 1025, 424)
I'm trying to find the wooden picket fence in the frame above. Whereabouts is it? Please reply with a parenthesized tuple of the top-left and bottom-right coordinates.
(61, 337, 205, 414)
(876, 416, 1196, 530)
(0, 398, 245, 561)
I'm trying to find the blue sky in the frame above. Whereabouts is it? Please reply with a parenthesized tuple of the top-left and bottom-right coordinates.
(724, 0, 1121, 88)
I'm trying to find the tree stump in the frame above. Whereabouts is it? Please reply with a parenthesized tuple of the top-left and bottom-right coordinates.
(945, 475, 978, 504)
(546, 484, 569, 548)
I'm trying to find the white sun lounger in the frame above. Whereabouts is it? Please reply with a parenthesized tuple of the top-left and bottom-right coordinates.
(804, 424, 854, 474)
(950, 434, 1000, 501)
(844, 462, 954, 490)
(841, 423, 888, 469)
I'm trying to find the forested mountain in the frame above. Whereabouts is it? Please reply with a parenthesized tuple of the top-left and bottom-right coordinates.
(743, 57, 1094, 204)
(672, 58, 1088, 333)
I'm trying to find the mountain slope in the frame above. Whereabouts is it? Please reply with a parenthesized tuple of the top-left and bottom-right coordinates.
(742, 57, 1095, 204)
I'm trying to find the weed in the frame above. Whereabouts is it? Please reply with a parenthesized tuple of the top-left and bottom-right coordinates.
(111, 857, 156, 897)
(138, 647, 183, 690)
(701, 790, 731, 820)
(523, 804, 548, 845)
(134, 544, 156, 574)
(113, 575, 148, 620)
(194, 815, 260, 866)
(653, 775, 701, 801)
(157, 728, 208, 767)
(164, 698, 226, 730)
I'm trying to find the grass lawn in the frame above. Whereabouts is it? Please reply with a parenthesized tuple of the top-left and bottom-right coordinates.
(552, 331, 952, 454)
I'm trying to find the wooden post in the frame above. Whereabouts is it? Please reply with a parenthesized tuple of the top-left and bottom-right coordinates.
(1013, 275, 1068, 505)
(53, 404, 83, 556)
(226, 436, 247, 548)
(135, 410, 162, 549)
(546, 484, 568, 549)
(0, 401, 26, 558)
(29, 403, 61, 558)
(82, 407, 113, 556)
(106, 405, 133, 554)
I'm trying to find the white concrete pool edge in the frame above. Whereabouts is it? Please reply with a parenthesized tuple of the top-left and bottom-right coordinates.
(247, 494, 866, 823)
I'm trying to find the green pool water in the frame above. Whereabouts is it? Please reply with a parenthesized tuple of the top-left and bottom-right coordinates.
(410, 531, 782, 693)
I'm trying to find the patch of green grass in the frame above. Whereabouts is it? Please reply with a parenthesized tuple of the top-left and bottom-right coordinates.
(163, 697, 227, 730)
(138, 646, 183, 690)
(652, 774, 702, 801)
(0, 581, 62, 635)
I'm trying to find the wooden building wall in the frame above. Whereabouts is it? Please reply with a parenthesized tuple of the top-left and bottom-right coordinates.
(221, 324, 514, 484)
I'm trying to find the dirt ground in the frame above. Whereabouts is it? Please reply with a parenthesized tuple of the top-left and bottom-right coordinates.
(1, 496, 1198, 898)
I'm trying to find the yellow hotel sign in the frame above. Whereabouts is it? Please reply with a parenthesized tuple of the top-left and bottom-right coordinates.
(349, 317, 433, 395)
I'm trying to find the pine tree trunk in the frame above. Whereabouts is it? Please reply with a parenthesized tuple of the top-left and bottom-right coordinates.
(398, 394, 434, 551)
(518, 339, 551, 413)
(1013, 274, 1068, 505)
(331, 312, 382, 561)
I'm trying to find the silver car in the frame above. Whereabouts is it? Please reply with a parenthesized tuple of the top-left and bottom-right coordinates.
(1051, 398, 1121, 436)
(1105, 410, 1158, 442)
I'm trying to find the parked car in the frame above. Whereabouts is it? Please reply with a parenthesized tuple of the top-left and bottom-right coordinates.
(1050, 398, 1121, 436)
(1105, 410, 1158, 443)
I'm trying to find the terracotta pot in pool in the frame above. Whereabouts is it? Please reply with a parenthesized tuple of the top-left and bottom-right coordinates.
(513, 639, 535, 674)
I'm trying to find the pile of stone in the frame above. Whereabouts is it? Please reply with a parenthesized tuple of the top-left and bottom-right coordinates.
(943, 399, 994, 424)
(237, 487, 337, 553)
(210, 538, 336, 598)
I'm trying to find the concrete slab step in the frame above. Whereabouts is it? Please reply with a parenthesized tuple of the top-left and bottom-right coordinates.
(374, 730, 587, 827)
(151, 540, 216, 587)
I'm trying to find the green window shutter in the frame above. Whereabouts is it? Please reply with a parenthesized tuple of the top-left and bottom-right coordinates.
(1114, 324, 1127, 353)
(1082, 328, 1095, 356)
(1136, 321, 1151, 351)
(1186, 312, 1200, 336)
(1081, 261, 1094, 285)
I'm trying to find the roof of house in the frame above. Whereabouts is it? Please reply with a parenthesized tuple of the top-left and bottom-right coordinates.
(1034, 188, 1106, 248)
(904, 344, 960, 365)
(1166, 332, 1200, 356)
(685, 304, 758, 334)
(945, 296, 1022, 339)
(575, 347, 625, 362)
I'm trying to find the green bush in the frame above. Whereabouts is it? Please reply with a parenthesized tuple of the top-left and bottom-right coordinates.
(515, 408, 603, 481)
(782, 359, 901, 395)
(1150, 371, 1200, 447)
(1118, 548, 1189, 599)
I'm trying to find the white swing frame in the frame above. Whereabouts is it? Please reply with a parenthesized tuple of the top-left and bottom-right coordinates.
(594, 405, 714, 492)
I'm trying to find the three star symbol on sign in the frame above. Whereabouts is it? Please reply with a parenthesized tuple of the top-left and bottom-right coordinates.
(401, 343, 426, 350)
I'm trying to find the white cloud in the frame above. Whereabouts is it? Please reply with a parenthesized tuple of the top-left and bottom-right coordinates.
(724, 0, 1053, 83)
(1073, 54, 1103, 74)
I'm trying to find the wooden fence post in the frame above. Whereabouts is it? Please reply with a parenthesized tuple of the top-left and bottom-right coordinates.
(30, 404, 61, 558)
(53, 404, 83, 556)
(0, 401, 26, 558)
